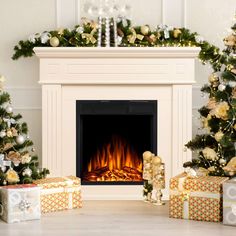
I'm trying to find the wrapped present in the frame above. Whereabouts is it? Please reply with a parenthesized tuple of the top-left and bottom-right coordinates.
(33, 176, 82, 213)
(169, 172, 229, 222)
(223, 178, 236, 226)
(0, 184, 40, 223)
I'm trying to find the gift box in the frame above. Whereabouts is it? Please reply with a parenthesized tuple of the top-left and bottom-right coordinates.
(0, 184, 40, 223)
(33, 176, 82, 213)
(223, 178, 236, 226)
(169, 172, 229, 222)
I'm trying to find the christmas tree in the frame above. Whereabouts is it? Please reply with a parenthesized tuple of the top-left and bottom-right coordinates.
(0, 76, 49, 185)
(184, 18, 236, 177)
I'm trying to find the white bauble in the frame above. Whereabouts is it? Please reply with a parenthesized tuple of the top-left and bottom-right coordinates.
(50, 37, 60, 47)
(6, 105, 13, 113)
(219, 158, 226, 165)
(23, 167, 32, 177)
(0, 130, 6, 138)
(16, 135, 25, 144)
(218, 84, 226, 91)
(140, 25, 150, 35)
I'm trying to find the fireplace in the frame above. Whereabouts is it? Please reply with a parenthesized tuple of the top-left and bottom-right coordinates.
(76, 100, 157, 184)
(35, 47, 200, 199)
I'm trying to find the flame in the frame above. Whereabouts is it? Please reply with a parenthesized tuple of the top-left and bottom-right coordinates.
(84, 136, 142, 182)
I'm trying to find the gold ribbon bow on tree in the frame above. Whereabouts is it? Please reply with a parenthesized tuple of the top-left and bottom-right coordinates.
(127, 28, 144, 44)
(81, 33, 97, 45)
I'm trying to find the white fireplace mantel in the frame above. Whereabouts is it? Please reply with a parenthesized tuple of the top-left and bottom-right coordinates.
(35, 47, 200, 200)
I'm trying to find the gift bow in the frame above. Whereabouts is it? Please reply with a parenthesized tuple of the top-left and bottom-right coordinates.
(127, 28, 144, 44)
(157, 24, 173, 39)
(18, 199, 31, 211)
(81, 33, 97, 45)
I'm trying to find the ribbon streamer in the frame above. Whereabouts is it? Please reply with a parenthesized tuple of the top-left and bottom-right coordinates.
(127, 28, 144, 44)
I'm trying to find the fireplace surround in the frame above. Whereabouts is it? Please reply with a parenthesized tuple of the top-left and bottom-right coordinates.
(35, 47, 200, 199)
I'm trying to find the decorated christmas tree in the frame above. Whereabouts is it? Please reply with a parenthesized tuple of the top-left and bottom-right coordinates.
(0, 76, 49, 185)
(184, 19, 236, 177)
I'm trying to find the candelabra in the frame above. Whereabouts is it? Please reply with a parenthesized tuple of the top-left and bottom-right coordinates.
(83, 0, 131, 47)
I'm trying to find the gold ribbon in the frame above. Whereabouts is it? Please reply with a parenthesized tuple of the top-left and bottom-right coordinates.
(127, 28, 144, 44)
(81, 33, 97, 44)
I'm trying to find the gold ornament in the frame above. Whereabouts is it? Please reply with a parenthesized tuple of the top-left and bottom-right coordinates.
(6, 169, 20, 184)
(208, 73, 219, 83)
(6, 129, 13, 137)
(173, 29, 182, 38)
(152, 156, 162, 165)
(224, 34, 236, 46)
(81, 33, 97, 44)
(140, 25, 150, 36)
(57, 28, 64, 35)
(50, 37, 60, 47)
(149, 34, 157, 43)
(2, 143, 13, 151)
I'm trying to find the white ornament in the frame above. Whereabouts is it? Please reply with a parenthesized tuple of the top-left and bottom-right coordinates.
(219, 158, 226, 165)
(6, 105, 13, 113)
(23, 167, 32, 177)
(0, 130, 6, 138)
(218, 84, 226, 91)
(140, 25, 149, 35)
(16, 135, 25, 145)
(28, 34, 36, 43)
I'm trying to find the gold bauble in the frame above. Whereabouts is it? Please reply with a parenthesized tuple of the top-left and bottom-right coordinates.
(143, 151, 154, 161)
(50, 37, 60, 47)
(152, 156, 162, 165)
(140, 25, 150, 36)
(173, 29, 182, 38)
(208, 73, 219, 83)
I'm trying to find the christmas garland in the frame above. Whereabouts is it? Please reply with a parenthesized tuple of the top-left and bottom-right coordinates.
(12, 18, 232, 71)
(12, 18, 236, 177)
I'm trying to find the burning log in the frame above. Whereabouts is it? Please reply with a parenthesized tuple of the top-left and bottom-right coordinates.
(123, 166, 142, 175)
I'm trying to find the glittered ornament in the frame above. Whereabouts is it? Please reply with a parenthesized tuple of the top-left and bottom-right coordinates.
(208, 74, 219, 83)
(16, 135, 25, 144)
(140, 25, 150, 35)
(6, 105, 13, 113)
(50, 37, 60, 47)
(0, 130, 6, 138)
(218, 84, 226, 91)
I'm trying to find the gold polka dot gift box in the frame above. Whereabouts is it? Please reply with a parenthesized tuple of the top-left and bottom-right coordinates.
(0, 184, 41, 223)
(169, 172, 229, 222)
(223, 178, 236, 226)
(33, 176, 82, 213)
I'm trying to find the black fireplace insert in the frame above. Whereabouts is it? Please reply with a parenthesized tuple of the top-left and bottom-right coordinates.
(76, 100, 157, 185)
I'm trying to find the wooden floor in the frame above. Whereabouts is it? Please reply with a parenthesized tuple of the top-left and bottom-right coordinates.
(0, 201, 235, 236)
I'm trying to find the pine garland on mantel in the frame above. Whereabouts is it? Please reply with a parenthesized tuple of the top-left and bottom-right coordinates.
(12, 18, 231, 72)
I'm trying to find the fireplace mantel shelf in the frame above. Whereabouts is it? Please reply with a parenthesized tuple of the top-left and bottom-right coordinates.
(36, 46, 199, 200)
(34, 47, 200, 59)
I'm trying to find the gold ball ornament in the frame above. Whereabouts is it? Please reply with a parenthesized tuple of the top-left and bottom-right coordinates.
(152, 156, 162, 165)
(50, 37, 60, 47)
(140, 25, 150, 36)
(143, 151, 154, 161)
(173, 29, 182, 38)
(208, 73, 219, 83)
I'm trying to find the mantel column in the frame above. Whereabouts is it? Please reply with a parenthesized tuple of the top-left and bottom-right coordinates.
(42, 84, 62, 176)
(172, 84, 192, 176)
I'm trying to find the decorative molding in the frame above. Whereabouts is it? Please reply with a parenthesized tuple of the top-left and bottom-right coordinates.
(42, 85, 62, 176)
(34, 47, 201, 59)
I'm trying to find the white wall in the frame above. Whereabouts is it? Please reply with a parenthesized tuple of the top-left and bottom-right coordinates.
(0, 0, 235, 162)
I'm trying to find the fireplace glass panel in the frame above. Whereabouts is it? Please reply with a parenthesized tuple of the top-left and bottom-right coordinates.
(76, 101, 157, 185)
